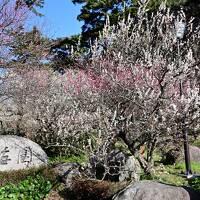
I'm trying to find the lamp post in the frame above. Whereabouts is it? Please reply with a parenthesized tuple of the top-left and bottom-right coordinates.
(176, 21, 192, 178)
(182, 117, 192, 178)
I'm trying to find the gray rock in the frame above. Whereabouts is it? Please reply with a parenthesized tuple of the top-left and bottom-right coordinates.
(53, 162, 81, 187)
(174, 145, 200, 164)
(189, 146, 200, 163)
(0, 135, 47, 171)
(90, 150, 141, 182)
(113, 180, 200, 200)
(119, 156, 141, 182)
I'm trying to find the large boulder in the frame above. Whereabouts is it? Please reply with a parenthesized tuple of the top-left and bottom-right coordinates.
(90, 150, 141, 182)
(53, 162, 82, 187)
(113, 180, 200, 200)
(0, 135, 48, 171)
(189, 145, 200, 163)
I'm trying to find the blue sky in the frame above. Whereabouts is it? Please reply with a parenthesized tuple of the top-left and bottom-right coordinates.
(27, 0, 83, 39)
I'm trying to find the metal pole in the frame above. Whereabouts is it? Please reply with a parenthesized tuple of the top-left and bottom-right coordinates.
(177, 36, 192, 178)
(182, 117, 192, 177)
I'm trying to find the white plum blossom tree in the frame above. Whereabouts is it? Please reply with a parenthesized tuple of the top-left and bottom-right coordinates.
(1, 2, 200, 177)
(83, 4, 200, 173)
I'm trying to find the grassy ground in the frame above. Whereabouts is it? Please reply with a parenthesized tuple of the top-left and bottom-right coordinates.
(141, 161, 200, 186)
(48, 154, 88, 166)
(1, 152, 200, 199)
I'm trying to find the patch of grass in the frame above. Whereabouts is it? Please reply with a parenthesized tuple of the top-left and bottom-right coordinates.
(49, 154, 88, 165)
(154, 173, 188, 186)
(140, 168, 187, 186)
(141, 162, 200, 187)
(167, 162, 200, 174)
(153, 151, 162, 164)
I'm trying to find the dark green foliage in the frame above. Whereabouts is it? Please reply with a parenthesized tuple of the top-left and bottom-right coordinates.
(0, 175, 52, 200)
(193, 138, 200, 148)
(182, 0, 200, 18)
(140, 172, 154, 181)
(72, 0, 137, 43)
(188, 177, 200, 191)
(72, 0, 137, 44)
(50, 34, 88, 71)
(161, 148, 181, 165)
(16, 0, 44, 16)
(0, 166, 57, 200)
(9, 26, 51, 69)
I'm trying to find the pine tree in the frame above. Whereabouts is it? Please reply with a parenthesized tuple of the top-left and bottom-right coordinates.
(72, 0, 200, 44)
(16, 0, 44, 15)
(72, 0, 138, 43)
(9, 27, 51, 69)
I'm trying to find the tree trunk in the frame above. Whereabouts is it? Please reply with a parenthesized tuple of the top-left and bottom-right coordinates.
(117, 130, 154, 175)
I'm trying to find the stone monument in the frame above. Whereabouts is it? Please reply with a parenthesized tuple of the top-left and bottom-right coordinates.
(0, 135, 48, 171)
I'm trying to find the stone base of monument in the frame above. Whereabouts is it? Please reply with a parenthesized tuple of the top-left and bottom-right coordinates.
(0, 135, 48, 171)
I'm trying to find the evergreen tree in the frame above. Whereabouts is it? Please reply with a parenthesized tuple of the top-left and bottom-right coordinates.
(16, 0, 44, 15)
(9, 26, 51, 69)
(72, 0, 200, 44)
(72, 0, 137, 43)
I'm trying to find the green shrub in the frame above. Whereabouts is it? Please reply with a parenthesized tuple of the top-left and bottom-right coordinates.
(188, 177, 200, 191)
(0, 166, 57, 200)
(0, 175, 52, 200)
